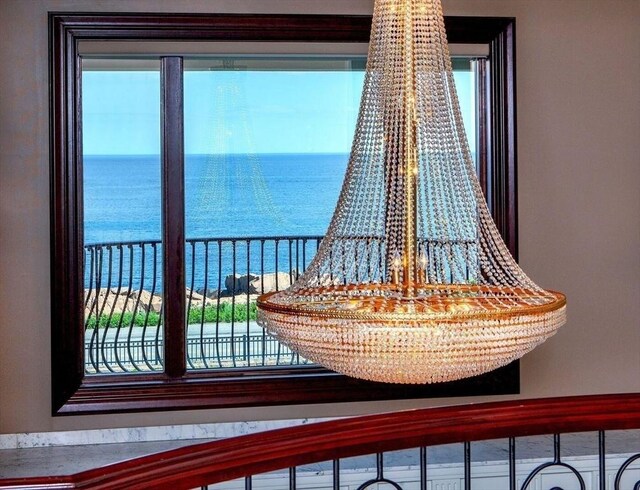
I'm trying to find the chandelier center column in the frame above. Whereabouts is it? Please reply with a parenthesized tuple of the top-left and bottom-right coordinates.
(402, 0, 419, 295)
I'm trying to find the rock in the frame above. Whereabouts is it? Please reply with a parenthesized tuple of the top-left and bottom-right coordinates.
(187, 289, 218, 307)
(132, 290, 163, 313)
(222, 272, 295, 296)
(218, 294, 260, 305)
(224, 274, 260, 295)
(84, 288, 163, 317)
(250, 272, 293, 294)
(196, 287, 220, 299)
(185, 288, 205, 302)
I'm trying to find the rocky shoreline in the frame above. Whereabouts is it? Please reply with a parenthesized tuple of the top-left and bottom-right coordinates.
(84, 272, 293, 317)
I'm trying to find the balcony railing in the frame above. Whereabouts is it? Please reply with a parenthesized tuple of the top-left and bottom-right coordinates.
(83, 235, 479, 374)
(83, 236, 322, 373)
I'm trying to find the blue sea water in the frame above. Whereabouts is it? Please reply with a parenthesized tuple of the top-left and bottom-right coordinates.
(83, 153, 348, 289)
(84, 153, 348, 245)
(83, 152, 477, 290)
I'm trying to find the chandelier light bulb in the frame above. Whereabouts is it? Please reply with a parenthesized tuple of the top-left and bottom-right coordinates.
(257, 0, 566, 384)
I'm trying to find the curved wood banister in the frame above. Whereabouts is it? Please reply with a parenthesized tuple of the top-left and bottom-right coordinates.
(1, 394, 639, 490)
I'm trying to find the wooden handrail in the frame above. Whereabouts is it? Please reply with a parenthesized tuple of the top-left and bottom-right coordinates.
(1, 393, 639, 489)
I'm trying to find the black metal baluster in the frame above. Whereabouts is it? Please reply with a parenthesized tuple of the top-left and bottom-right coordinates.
(154, 245, 164, 368)
(82, 246, 91, 373)
(420, 446, 428, 490)
(356, 453, 402, 490)
(230, 240, 237, 367)
(126, 244, 145, 372)
(99, 246, 116, 372)
(464, 241, 471, 281)
(245, 476, 252, 490)
(437, 242, 444, 283)
(342, 240, 347, 285)
(333, 459, 340, 490)
(186, 240, 196, 370)
(289, 467, 296, 490)
(425, 241, 431, 283)
(274, 240, 283, 365)
(448, 241, 455, 281)
(302, 238, 308, 271)
(246, 239, 251, 366)
(94, 246, 109, 370)
(275, 239, 284, 364)
(155, 302, 164, 368)
(509, 437, 516, 490)
(87, 246, 100, 373)
(288, 238, 297, 363)
(113, 245, 134, 371)
(464, 441, 471, 490)
(200, 241, 210, 369)
(367, 238, 374, 282)
(274, 239, 279, 290)
(353, 242, 360, 282)
(298, 238, 303, 278)
(93, 245, 104, 372)
(521, 434, 586, 490)
(260, 239, 266, 366)
(140, 243, 158, 370)
(379, 238, 385, 282)
(215, 240, 223, 368)
(329, 245, 334, 282)
(599, 431, 606, 490)
(84, 247, 94, 312)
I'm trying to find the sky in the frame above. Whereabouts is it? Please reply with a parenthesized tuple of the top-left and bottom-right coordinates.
(82, 63, 476, 156)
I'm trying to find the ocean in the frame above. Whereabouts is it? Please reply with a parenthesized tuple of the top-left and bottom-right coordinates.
(84, 153, 348, 245)
(83, 153, 348, 290)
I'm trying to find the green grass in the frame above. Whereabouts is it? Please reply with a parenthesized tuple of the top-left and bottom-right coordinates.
(86, 302, 258, 329)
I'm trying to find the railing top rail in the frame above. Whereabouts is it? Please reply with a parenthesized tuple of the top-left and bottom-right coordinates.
(2, 393, 638, 490)
(83, 235, 326, 249)
(84, 235, 481, 249)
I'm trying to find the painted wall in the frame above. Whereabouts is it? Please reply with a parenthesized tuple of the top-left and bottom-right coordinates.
(0, 0, 638, 434)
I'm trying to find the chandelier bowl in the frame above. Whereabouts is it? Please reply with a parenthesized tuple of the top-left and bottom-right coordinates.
(258, 285, 565, 383)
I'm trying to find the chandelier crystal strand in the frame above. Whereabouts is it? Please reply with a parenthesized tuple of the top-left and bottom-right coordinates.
(257, 0, 566, 384)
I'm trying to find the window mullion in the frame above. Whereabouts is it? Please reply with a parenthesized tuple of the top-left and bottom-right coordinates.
(161, 56, 186, 378)
(473, 57, 490, 200)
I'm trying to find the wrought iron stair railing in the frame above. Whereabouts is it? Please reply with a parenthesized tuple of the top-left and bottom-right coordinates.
(0, 394, 638, 489)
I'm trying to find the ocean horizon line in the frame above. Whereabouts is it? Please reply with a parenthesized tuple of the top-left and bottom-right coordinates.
(85, 152, 351, 158)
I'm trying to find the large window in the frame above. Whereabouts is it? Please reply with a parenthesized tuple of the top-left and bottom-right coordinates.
(51, 14, 518, 414)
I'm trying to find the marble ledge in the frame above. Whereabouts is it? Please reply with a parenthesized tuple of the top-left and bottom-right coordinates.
(0, 417, 325, 450)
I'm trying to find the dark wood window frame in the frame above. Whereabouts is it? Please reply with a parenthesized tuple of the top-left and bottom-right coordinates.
(50, 13, 518, 415)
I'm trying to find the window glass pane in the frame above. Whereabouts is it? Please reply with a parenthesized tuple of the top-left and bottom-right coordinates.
(82, 59, 164, 375)
(452, 57, 477, 162)
(182, 56, 477, 371)
(183, 57, 363, 370)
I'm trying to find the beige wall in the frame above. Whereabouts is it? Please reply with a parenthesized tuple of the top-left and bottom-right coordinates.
(0, 0, 638, 434)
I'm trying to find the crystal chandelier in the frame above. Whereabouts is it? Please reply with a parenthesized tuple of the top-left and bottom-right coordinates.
(257, 0, 566, 384)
